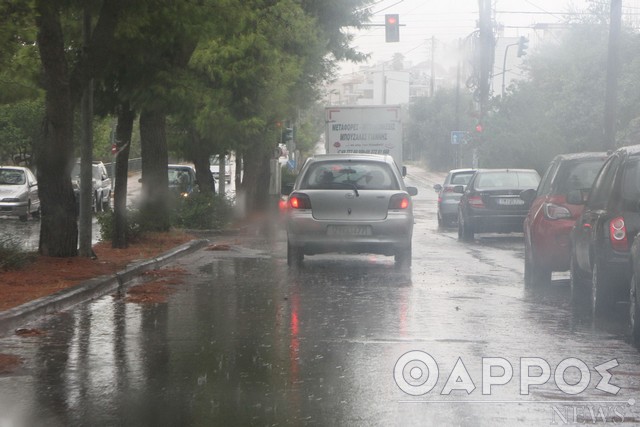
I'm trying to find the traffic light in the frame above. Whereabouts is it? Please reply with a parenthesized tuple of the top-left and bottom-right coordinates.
(385, 14, 399, 43)
(517, 36, 529, 57)
(283, 127, 293, 142)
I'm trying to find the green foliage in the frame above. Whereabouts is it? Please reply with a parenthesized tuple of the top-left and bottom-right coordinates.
(0, 235, 35, 270)
(0, 98, 43, 166)
(171, 193, 234, 230)
(478, 21, 640, 172)
(405, 89, 475, 171)
(96, 210, 143, 243)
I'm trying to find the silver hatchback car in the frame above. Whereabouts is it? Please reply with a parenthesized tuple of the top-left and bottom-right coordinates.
(285, 154, 418, 267)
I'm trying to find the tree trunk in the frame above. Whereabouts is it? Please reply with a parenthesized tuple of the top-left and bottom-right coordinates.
(139, 108, 170, 231)
(241, 142, 271, 213)
(35, 0, 78, 257)
(188, 132, 216, 196)
(112, 103, 134, 248)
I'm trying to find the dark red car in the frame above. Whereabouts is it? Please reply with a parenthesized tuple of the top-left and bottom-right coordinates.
(522, 152, 607, 286)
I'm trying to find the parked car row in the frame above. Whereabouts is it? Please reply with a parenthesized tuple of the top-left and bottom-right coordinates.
(435, 145, 640, 340)
(71, 160, 112, 212)
(0, 166, 40, 221)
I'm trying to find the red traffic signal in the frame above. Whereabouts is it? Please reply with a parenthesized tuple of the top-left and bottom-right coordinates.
(385, 14, 399, 43)
(475, 123, 483, 133)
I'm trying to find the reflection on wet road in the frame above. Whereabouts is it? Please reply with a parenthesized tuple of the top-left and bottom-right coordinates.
(0, 168, 638, 426)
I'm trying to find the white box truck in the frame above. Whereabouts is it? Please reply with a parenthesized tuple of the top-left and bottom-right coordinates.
(324, 105, 405, 175)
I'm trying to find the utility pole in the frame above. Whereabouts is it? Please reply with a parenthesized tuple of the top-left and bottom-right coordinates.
(475, 0, 493, 168)
(604, 0, 622, 150)
(430, 36, 436, 97)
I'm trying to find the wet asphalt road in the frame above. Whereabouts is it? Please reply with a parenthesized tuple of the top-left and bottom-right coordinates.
(0, 166, 639, 426)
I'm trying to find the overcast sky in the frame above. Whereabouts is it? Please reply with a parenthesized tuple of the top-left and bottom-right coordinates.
(340, 0, 591, 72)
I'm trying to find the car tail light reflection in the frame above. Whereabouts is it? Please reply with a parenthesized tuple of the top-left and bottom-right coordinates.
(389, 194, 410, 209)
(543, 203, 571, 220)
(289, 193, 312, 210)
(468, 195, 484, 208)
(610, 216, 628, 251)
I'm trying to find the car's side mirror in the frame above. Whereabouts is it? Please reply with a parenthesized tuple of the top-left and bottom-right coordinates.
(519, 188, 537, 203)
(567, 189, 586, 205)
(407, 186, 418, 196)
(433, 184, 442, 192)
(452, 185, 465, 194)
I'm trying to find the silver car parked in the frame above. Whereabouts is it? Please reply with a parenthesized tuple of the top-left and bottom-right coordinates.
(433, 168, 475, 227)
(0, 166, 40, 221)
(285, 154, 418, 267)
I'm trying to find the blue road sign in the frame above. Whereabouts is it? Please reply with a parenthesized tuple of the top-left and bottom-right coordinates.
(451, 131, 469, 145)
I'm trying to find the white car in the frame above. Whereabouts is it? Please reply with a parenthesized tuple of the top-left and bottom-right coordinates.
(71, 161, 112, 212)
(209, 155, 231, 183)
(0, 166, 40, 221)
(285, 154, 417, 267)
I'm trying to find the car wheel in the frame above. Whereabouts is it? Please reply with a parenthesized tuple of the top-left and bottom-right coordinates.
(95, 193, 103, 213)
(395, 245, 412, 269)
(19, 200, 30, 221)
(524, 241, 551, 287)
(630, 275, 640, 342)
(592, 261, 614, 316)
(458, 212, 473, 242)
(570, 253, 588, 302)
(287, 240, 303, 267)
(101, 192, 111, 211)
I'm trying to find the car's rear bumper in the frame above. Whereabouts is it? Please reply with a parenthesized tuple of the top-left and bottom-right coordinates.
(530, 218, 574, 271)
(287, 212, 413, 256)
(469, 213, 526, 233)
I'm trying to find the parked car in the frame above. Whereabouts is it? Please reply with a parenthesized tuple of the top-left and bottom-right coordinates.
(71, 161, 112, 212)
(0, 166, 40, 221)
(570, 145, 640, 315)
(433, 168, 475, 227)
(168, 164, 198, 197)
(456, 168, 540, 241)
(209, 155, 231, 184)
(285, 154, 418, 267)
(522, 153, 607, 286)
(629, 239, 640, 341)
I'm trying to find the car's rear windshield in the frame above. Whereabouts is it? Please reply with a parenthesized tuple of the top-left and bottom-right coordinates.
(621, 159, 640, 208)
(475, 170, 539, 189)
(450, 172, 474, 185)
(0, 169, 25, 185)
(555, 159, 605, 194)
(300, 160, 400, 190)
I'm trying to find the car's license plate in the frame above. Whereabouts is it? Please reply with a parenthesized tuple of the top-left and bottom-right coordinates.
(327, 225, 372, 236)
(497, 198, 524, 206)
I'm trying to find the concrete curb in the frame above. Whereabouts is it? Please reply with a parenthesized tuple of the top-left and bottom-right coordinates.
(0, 238, 210, 337)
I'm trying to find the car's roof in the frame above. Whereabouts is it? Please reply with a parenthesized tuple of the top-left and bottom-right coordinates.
(308, 154, 395, 163)
(475, 168, 538, 173)
(447, 168, 475, 174)
(616, 144, 640, 157)
(553, 152, 608, 161)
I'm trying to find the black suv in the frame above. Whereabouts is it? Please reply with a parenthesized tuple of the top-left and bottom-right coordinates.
(570, 145, 640, 315)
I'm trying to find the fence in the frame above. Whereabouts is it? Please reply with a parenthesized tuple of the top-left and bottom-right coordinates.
(103, 157, 142, 178)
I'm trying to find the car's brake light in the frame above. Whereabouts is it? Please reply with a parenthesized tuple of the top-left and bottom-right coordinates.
(289, 193, 312, 210)
(389, 194, 410, 209)
(543, 203, 571, 220)
(610, 216, 628, 251)
(468, 195, 484, 208)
